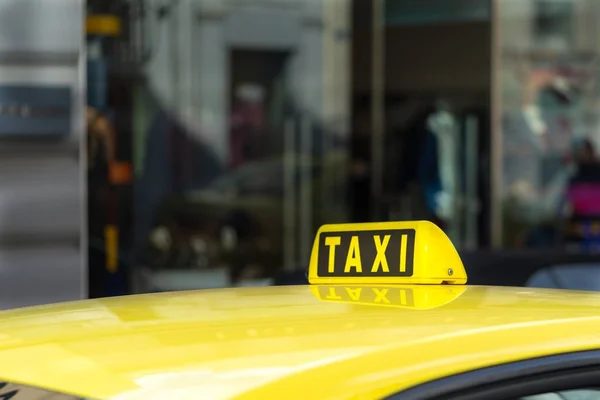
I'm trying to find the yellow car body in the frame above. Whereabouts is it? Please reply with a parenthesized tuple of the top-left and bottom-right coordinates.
(1, 285, 600, 399)
(1, 221, 600, 399)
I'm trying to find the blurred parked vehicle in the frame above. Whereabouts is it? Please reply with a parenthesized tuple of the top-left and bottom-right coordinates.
(144, 152, 347, 283)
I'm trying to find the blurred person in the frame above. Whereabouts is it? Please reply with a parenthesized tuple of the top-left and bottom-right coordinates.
(229, 83, 267, 169)
(563, 137, 600, 251)
(87, 107, 113, 220)
(86, 106, 117, 297)
(502, 59, 594, 247)
(417, 101, 458, 231)
(87, 106, 116, 221)
(87, 106, 115, 181)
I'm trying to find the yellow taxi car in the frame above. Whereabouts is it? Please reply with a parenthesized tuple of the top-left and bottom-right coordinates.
(2, 221, 600, 400)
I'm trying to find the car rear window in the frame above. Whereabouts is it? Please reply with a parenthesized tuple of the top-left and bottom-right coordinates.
(0, 381, 90, 400)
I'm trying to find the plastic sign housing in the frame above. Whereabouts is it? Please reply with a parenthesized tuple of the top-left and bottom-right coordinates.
(307, 220, 467, 285)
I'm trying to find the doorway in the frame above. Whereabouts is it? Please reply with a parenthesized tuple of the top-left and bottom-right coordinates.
(229, 49, 290, 167)
(352, 0, 493, 251)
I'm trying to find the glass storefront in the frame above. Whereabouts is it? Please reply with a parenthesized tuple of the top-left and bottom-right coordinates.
(380, 0, 492, 251)
(122, 0, 353, 291)
(85, 0, 600, 295)
(497, 0, 600, 250)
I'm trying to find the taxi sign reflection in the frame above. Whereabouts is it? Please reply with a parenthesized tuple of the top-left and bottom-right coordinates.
(311, 285, 467, 310)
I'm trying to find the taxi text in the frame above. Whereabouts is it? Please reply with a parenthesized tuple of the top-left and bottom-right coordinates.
(316, 229, 415, 277)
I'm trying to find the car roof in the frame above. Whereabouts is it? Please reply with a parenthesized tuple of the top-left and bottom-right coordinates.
(1, 285, 600, 400)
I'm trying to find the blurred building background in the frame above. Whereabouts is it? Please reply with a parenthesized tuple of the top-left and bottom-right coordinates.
(2, 0, 600, 307)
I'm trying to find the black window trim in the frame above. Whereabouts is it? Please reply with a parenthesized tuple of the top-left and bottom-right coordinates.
(440, 366, 600, 400)
(386, 349, 600, 400)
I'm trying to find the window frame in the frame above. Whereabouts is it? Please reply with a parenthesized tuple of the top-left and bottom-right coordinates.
(386, 349, 600, 400)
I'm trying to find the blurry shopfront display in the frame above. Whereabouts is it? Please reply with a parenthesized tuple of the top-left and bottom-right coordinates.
(122, 0, 352, 292)
(497, 0, 600, 251)
(85, 0, 600, 295)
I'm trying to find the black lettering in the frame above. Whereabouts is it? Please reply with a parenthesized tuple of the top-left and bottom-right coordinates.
(317, 229, 415, 277)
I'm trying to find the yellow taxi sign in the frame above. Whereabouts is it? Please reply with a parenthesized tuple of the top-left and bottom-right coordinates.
(311, 285, 467, 310)
(307, 220, 467, 285)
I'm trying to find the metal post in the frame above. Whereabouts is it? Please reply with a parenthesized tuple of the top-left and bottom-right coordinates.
(465, 115, 479, 250)
(491, 0, 503, 248)
(371, 0, 385, 220)
(299, 116, 313, 266)
(283, 117, 297, 272)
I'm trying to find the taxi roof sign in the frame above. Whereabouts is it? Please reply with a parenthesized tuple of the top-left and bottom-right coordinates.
(307, 220, 467, 285)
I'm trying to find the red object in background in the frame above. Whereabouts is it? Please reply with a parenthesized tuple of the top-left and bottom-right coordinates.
(568, 184, 600, 216)
(229, 100, 266, 169)
(109, 162, 132, 185)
